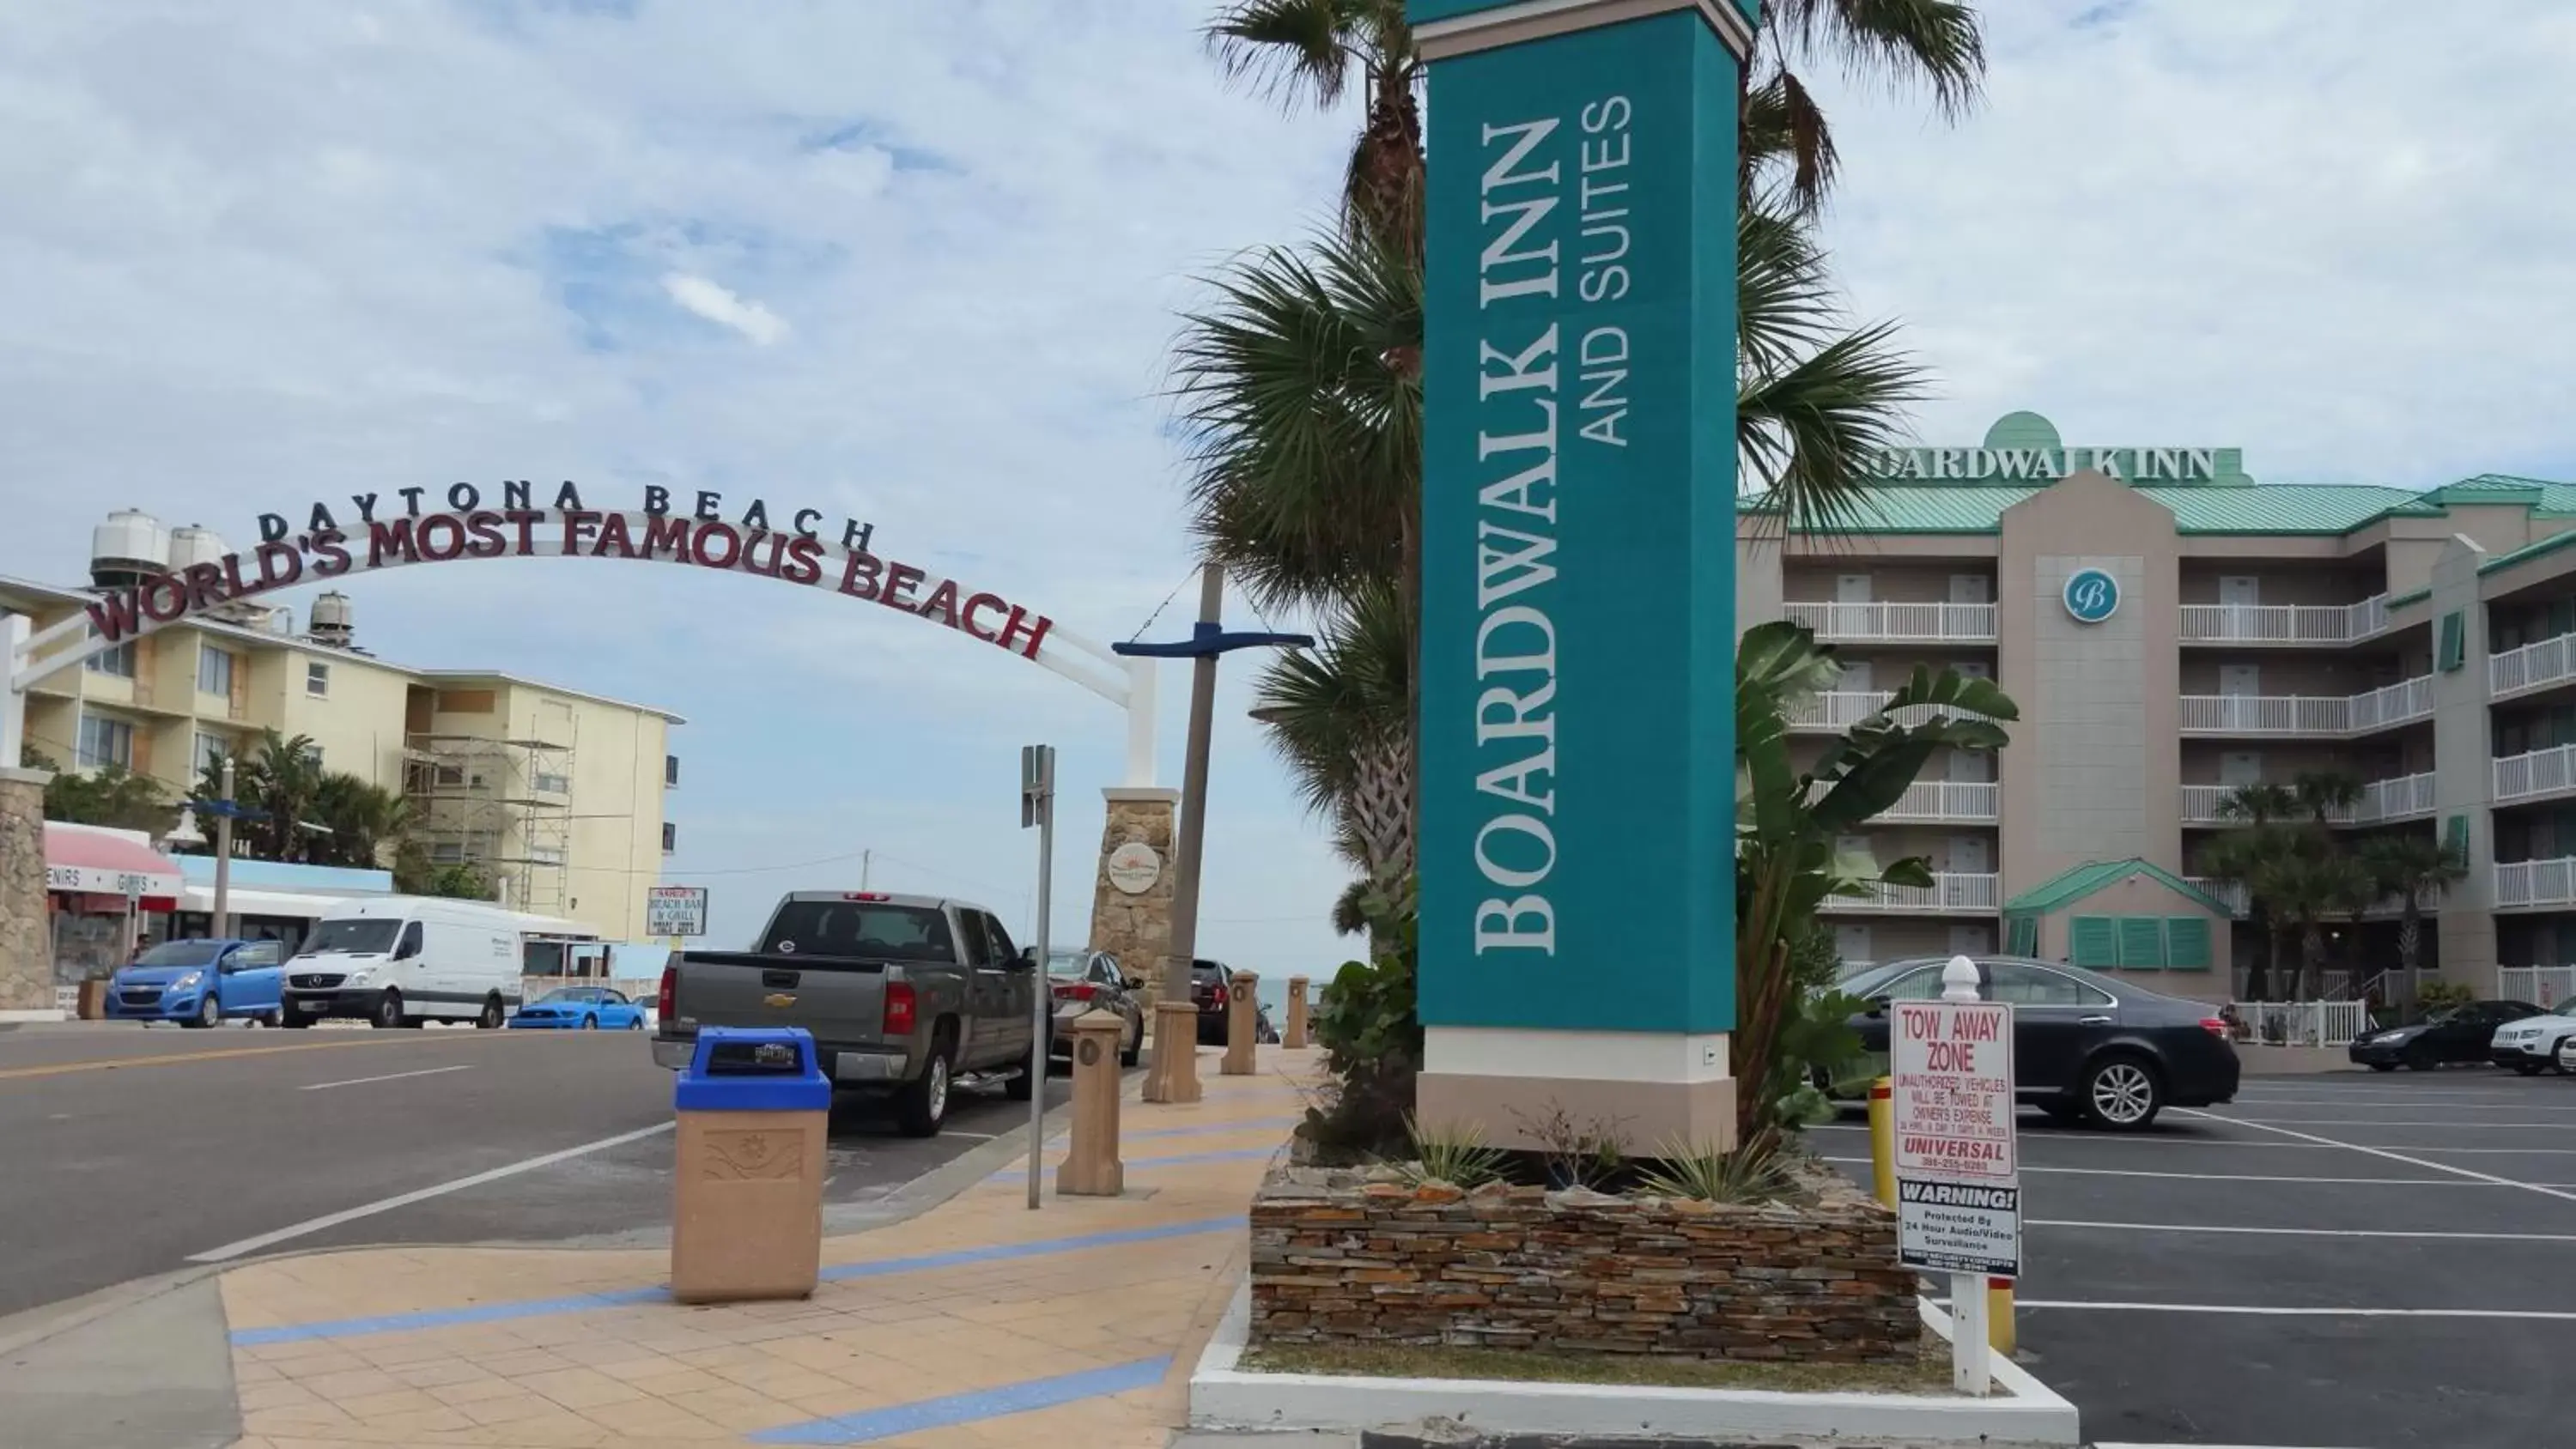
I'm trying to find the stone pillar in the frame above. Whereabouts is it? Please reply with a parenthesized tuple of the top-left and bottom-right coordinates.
(1412, 0, 1757, 1153)
(1056, 1009, 1127, 1197)
(1285, 975, 1310, 1049)
(1223, 969, 1260, 1076)
(0, 767, 57, 1016)
(1089, 787, 1180, 991)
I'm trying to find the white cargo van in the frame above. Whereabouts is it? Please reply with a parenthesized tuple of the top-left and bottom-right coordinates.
(280, 896, 529, 1029)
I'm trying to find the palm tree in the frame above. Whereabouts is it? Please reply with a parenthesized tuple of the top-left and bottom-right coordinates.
(193, 731, 329, 862)
(2217, 781, 2300, 828)
(1249, 577, 1413, 897)
(2358, 832, 2469, 984)
(1743, 0, 1986, 214)
(1207, 0, 1422, 252)
(308, 774, 414, 870)
(2292, 769, 2365, 827)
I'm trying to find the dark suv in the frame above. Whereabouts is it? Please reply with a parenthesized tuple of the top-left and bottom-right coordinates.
(1190, 959, 1277, 1046)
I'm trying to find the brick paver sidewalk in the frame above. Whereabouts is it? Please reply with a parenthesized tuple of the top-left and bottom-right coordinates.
(222, 1046, 1315, 1448)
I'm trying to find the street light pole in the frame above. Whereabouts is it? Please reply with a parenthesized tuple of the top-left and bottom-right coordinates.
(1160, 565, 1225, 1009)
(214, 755, 235, 940)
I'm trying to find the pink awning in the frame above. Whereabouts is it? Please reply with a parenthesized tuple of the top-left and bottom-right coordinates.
(43, 824, 183, 910)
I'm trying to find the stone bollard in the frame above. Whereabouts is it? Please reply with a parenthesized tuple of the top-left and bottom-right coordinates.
(1056, 1009, 1127, 1197)
(1284, 976, 1310, 1050)
(1148, 1000, 1202, 1104)
(1223, 970, 1261, 1076)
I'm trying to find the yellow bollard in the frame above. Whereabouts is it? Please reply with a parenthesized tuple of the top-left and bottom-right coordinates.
(1867, 1076, 1896, 1209)
(1988, 1277, 2016, 1357)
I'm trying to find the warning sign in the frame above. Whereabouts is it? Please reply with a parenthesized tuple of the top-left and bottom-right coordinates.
(1891, 1000, 2017, 1182)
(1898, 1179, 2021, 1277)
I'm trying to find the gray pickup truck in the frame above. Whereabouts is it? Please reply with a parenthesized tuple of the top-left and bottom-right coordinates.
(650, 891, 1046, 1137)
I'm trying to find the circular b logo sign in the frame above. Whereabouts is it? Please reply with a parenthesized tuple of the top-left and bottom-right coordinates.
(2063, 568, 2120, 624)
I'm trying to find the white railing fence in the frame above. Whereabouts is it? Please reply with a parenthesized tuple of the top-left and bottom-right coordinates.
(1875, 779, 2002, 822)
(2178, 677, 2433, 737)
(2499, 966, 2576, 1010)
(2494, 857, 2576, 910)
(2491, 633, 2576, 699)
(1831, 872, 2000, 913)
(1785, 600, 1999, 642)
(2494, 743, 2576, 804)
(2226, 1000, 2373, 1048)
(1784, 690, 2000, 731)
(2181, 772, 2433, 826)
(2178, 595, 2391, 646)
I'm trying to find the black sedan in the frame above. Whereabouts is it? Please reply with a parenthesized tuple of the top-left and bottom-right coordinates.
(1833, 956, 2241, 1131)
(2348, 999, 2544, 1071)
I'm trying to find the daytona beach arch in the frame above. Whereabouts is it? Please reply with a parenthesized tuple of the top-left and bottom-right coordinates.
(0, 489, 1180, 1016)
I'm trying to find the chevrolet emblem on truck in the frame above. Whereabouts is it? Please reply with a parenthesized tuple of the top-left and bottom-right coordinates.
(764, 993, 796, 1008)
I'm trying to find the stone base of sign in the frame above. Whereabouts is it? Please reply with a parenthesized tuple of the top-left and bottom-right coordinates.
(1089, 787, 1179, 991)
(1416, 1027, 1737, 1155)
(1246, 1160, 1915, 1366)
(0, 767, 53, 1016)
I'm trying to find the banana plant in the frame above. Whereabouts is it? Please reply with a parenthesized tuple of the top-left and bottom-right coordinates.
(1733, 620, 2018, 1143)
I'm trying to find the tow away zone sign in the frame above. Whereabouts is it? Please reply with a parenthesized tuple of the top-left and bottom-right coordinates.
(1892, 997, 2020, 1280)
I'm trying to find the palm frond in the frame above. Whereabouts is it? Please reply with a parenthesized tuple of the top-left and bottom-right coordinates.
(1767, 0, 1987, 120)
(1206, 0, 1359, 107)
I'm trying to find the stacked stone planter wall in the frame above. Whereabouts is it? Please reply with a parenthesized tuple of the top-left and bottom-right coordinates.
(1249, 1164, 1917, 1365)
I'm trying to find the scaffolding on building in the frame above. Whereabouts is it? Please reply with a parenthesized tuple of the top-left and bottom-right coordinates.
(402, 731, 574, 915)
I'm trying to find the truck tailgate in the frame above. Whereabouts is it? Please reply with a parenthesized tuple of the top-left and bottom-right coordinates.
(674, 951, 893, 1046)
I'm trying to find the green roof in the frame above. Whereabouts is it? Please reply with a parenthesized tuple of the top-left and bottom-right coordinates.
(1749, 482, 2438, 537)
(2478, 523, 2576, 576)
(2002, 858, 2235, 918)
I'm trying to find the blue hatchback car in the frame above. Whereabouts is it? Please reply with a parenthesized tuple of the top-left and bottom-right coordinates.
(106, 938, 287, 1028)
(507, 985, 648, 1030)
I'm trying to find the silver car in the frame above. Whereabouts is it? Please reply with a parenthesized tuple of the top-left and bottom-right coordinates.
(1048, 949, 1144, 1067)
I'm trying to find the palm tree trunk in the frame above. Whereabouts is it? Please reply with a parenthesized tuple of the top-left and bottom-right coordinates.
(2243, 912, 2272, 1000)
(2397, 898, 2421, 974)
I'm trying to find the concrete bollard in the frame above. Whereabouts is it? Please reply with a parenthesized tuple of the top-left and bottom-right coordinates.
(670, 1028, 830, 1305)
(1284, 976, 1309, 1049)
(1148, 1000, 1202, 1104)
(1223, 970, 1261, 1076)
(1057, 1009, 1127, 1197)
(1989, 1277, 2016, 1357)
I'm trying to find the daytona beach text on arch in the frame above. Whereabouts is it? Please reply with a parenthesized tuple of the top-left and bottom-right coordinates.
(81, 492, 1054, 663)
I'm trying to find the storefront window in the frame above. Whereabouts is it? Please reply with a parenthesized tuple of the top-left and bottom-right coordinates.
(76, 713, 133, 770)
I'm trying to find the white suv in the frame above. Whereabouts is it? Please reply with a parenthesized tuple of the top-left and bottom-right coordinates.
(2491, 1012, 2576, 1075)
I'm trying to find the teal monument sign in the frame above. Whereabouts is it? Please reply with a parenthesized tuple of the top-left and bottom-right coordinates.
(1413, 0, 1758, 1149)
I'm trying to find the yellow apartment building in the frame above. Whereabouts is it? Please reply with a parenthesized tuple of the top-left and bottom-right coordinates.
(2, 513, 682, 941)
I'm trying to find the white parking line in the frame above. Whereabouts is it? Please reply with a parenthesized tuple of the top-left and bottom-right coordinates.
(2029, 1218, 2576, 1244)
(298, 1064, 475, 1091)
(1814, 1155, 2538, 1187)
(2015, 1300, 2576, 1320)
(2205, 1116, 2576, 1130)
(2226, 1096, 2576, 1111)
(1816, 1122, 2576, 1154)
(186, 1121, 676, 1263)
(2174, 1109, 2576, 1205)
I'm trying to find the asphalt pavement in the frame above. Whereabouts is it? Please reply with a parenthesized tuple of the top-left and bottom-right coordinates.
(1820, 1068, 2576, 1448)
(0, 1021, 1070, 1322)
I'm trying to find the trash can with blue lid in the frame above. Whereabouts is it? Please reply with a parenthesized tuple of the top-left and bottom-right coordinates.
(671, 1026, 831, 1303)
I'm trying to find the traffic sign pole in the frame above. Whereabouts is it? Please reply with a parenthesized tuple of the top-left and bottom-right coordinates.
(1941, 957, 1992, 1397)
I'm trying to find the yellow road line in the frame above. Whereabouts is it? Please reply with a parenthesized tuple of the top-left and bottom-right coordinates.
(0, 1034, 519, 1082)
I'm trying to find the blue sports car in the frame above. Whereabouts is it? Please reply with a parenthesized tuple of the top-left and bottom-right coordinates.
(507, 985, 648, 1030)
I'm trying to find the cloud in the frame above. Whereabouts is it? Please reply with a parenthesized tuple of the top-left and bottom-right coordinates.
(659, 271, 790, 345)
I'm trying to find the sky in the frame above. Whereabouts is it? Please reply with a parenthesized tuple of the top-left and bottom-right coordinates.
(3, 1, 2573, 983)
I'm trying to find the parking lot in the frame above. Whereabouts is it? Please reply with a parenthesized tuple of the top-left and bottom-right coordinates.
(1818, 1069, 2576, 1448)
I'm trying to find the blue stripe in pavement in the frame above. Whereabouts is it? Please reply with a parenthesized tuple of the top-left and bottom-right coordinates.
(749, 1355, 1172, 1444)
(1127, 1114, 1300, 1142)
(987, 1145, 1277, 1185)
(228, 1217, 1239, 1347)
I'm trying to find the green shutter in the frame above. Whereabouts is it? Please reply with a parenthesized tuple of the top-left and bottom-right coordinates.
(2445, 815, 2470, 861)
(2439, 612, 2466, 671)
(2166, 916, 2212, 971)
(2007, 915, 2038, 957)
(2117, 916, 2166, 969)
(2070, 916, 2117, 969)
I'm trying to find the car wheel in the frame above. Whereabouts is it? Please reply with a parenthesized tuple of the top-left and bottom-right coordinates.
(2082, 1055, 2163, 1131)
(186, 995, 221, 1029)
(627, 1014, 644, 1030)
(581, 1015, 598, 1029)
(477, 997, 505, 1030)
(373, 991, 405, 1030)
(2404, 1043, 2437, 1071)
(1120, 1012, 1142, 1067)
(896, 1035, 955, 1137)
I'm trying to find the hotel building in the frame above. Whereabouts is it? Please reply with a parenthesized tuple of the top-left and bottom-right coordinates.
(1737, 411, 2576, 1005)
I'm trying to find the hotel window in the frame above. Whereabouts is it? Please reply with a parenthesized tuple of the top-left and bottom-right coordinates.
(85, 641, 136, 677)
(306, 660, 331, 697)
(665, 755, 680, 787)
(76, 713, 133, 770)
(528, 845, 566, 867)
(197, 645, 234, 697)
(191, 731, 226, 778)
(662, 822, 677, 854)
(430, 841, 465, 864)
(533, 768, 571, 795)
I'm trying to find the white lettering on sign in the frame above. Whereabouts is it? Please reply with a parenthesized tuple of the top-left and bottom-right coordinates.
(1574, 94, 1631, 450)
(1890, 1000, 2017, 1183)
(644, 885, 708, 937)
(1866, 446, 2221, 483)
(1897, 1179, 2020, 1278)
(1468, 110, 1567, 956)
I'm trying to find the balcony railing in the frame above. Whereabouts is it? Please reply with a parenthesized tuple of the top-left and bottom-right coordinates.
(2178, 676, 2432, 737)
(1872, 779, 2000, 823)
(2182, 773, 2435, 825)
(1821, 872, 2000, 914)
(1784, 690, 2001, 732)
(2494, 743, 2576, 804)
(2498, 966, 2576, 1011)
(1784, 600, 1998, 644)
(2490, 634, 2576, 700)
(2188, 876, 2435, 919)
(2178, 594, 2391, 646)
(2496, 858, 2576, 910)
